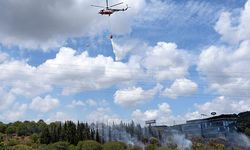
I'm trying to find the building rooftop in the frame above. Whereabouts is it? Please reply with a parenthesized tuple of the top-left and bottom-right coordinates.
(186, 114, 238, 124)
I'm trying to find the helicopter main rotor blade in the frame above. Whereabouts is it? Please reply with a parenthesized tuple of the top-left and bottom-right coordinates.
(110, 2, 124, 7)
(91, 5, 105, 8)
(106, 0, 109, 8)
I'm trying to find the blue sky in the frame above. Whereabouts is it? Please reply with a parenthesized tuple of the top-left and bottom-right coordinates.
(0, 0, 250, 124)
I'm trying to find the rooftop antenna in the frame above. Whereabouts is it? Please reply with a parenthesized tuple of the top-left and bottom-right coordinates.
(201, 114, 207, 119)
(211, 112, 217, 116)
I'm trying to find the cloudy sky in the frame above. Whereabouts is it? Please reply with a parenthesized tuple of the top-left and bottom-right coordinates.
(0, 0, 249, 124)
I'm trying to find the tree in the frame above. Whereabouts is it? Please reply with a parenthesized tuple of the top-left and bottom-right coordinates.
(17, 123, 29, 136)
(108, 126, 112, 142)
(40, 127, 51, 144)
(6, 125, 16, 136)
(0, 124, 6, 134)
(49, 122, 61, 143)
(64, 121, 77, 144)
(96, 129, 101, 143)
(37, 120, 47, 133)
(0, 133, 4, 143)
(245, 128, 250, 137)
(31, 133, 40, 144)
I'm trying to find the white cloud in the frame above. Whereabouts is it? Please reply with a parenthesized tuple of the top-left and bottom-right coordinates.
(0, 103, 28, 122)
(38, 47, 143, 95)
(198, 40, 250, 97)
(0, 88, 15, 111)
(86, 99, 98, 107)
(114, 84, 162, 107)
(0, 47, 143, 97)
(46, 112, 73, 123)
(68, 100, 86, 108)
(87, 107, 122, 123)
(184, 111, 201, 121)
(199, 1, 250, 97)
(0, 41, 193, 99)
(0, 52, 9, 63)
(0, 60, 52, 97)
(0, 0, 146, 49)
(185, 96, 250, 121)
(195, 96, 250, 115)
(215, 0, 250, 44)
(68, 99, 107, 108)
(142, 42, 191, 81)
(162, 78, 198, 99)
(132, 103, 175, 125)
(30, 95, 59, 113)
(189, 0, 250, 121)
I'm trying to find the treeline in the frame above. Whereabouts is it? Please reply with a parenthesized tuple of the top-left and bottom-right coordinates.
(0, 111, 250, 149)
(0, 120, 165, 150)
(236, 111, 250, 136)
(0, 120, 166, 148)
(0, 120, 101, 145)
(96, 121, 162, 144)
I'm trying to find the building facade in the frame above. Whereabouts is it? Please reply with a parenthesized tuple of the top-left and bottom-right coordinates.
(180, 115, 238, 138)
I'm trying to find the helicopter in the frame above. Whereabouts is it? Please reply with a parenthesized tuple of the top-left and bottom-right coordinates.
(91, 0, 128, 16)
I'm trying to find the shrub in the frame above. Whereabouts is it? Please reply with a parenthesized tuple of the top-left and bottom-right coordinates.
(50, 141, 69, 150)
(0, 142, 6, 149)
(149, 137, 160, 146)
(77, 140, 103, 150)
(157, 147, 177, 150)
(7, 139, 19, 147)
(11, 144, 33, 150)
(233, 147, 242, 150)
(37, 144, 51, 150)
(145, 144, 157, 150)
(103, 141, 127, 150)
(128, 145, 143, 150)
(68, 144, 77, 150)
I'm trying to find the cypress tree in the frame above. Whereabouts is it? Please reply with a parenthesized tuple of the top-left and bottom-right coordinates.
(40, 126, 51, 144)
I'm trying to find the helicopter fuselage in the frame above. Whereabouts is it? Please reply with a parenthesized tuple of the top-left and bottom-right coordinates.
(99, 7, 128, 16)
(99, 9, 114, 15)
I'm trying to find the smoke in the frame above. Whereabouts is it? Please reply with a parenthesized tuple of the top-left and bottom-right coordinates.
(94, 122, 144, 147)
(91, 122, 250, 150)
(172, 134, 192, 150)
(160, 130, 192, 150)
(93, 122, 192, 149)
(229, 132, 250, 149)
